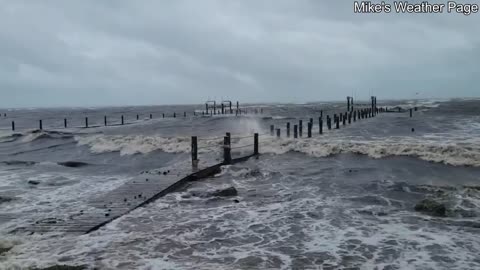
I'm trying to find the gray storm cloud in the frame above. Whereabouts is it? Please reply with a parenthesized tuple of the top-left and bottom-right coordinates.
(0, 0, 479, 107)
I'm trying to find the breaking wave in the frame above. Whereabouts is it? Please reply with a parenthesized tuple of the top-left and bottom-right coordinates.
(75, 133, 480, 167)
(259, 136, 480, 167)
(75, 135, 193, 155)
(0, 130, 74, 143)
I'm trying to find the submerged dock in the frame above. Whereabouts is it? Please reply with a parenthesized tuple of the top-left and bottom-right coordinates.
(12, 153, 257, 235)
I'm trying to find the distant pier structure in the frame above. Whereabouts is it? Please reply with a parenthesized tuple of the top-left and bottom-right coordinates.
(205, 100, 239, 115)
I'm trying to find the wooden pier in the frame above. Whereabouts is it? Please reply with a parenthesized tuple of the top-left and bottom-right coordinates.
(11, 137, 259, 235)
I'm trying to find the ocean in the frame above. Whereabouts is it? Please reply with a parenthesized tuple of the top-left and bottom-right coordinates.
(0, 98, 480, 270)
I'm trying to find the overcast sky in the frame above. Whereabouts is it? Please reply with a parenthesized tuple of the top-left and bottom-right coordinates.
(0, 0, 479, 107)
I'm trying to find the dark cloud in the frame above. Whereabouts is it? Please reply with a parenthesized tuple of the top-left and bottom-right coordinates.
(0, 0, 479, 107)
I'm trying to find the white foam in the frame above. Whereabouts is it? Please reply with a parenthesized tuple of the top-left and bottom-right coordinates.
(75, 135, 192, 155)
(259, 135, 480, 167)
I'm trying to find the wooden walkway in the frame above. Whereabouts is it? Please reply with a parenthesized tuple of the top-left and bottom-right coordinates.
(11, 155, 256, 235)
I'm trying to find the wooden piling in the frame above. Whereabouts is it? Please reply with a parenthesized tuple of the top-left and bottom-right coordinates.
(299, 120, 303, 137)
(39, 120, 43, 130)
(336, 115, 340, 129)
(150, 114, 153, 119)
(294, 125, 298, 138)
(174, 113, 176, 118)
(270, 125, 274, 136)
(104, 116, 107, 126)
(64, 118, 68, 128)
(327, 115, 331, 130)
(354, 111, 357, 122)
(221, 104, 224, 114)
(253, 133, 259, 155)
(223, 136, 231, 164)
(287, 122, 290, 138)
(410, 108, 413, 117)
(276, 128, 280, 138)
(206, 103, 209, 115)
(319, 118, 323, 134)
(162, 113, 165, 118)
(136, 115, 139, 120)
(184, 112, 186, 117)
(320, 110, 323, 119)
(307, 122, 312, 138)
(85, 117, 88, 128)
(343, 113, 346, 125)
(11, 121, 15, 131)
(121, 115, 124, 125)
(191, 136, 198, 168)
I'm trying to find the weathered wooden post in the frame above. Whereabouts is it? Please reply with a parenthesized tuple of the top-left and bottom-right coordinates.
(299, 120, 303, 137)
(162, 113, 165, 118)
(307, 122, 312, 138)
(121, 115, 124, 125)
(371, 96, 374, 115)
(410, 108, 413, 117)
(254, 133, 259, 155)
(206, 103, 209, 115)
(184, 112, 186, 117)
(38, 120, 42, 130)
(191, 136, 198, 169)
(327, 115, 331, 130)
(150, 114, 153, 119)
(354, 111, 357, 122)
(319, 118, 323, 134)
(221, 103, 225, 114)
(230, 103, 233, 114)
(287, 122, 290, 138)
(294, 125, 298, 138)
(11, 121, 15, 131)
(415, 107, 418, 111)
(174, 112, 176, 118)
(85, 117, 88, 128)
(64, 118, 68, 128)
(137, 114, 139, 120)
(270, 125, 274, 136)
(236, 101, 239, 111)
(104, 116, 107, 126)
(343, 113, 346, 125)
(223, 136, 231, 164)
(276, 128, 280, 138)
(336, 115, 340, 129)
(347, 96, 351, 111)
(310, 118, 313, 125)
(320, 110, 323, 119)
(214, 101, 217, 115)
